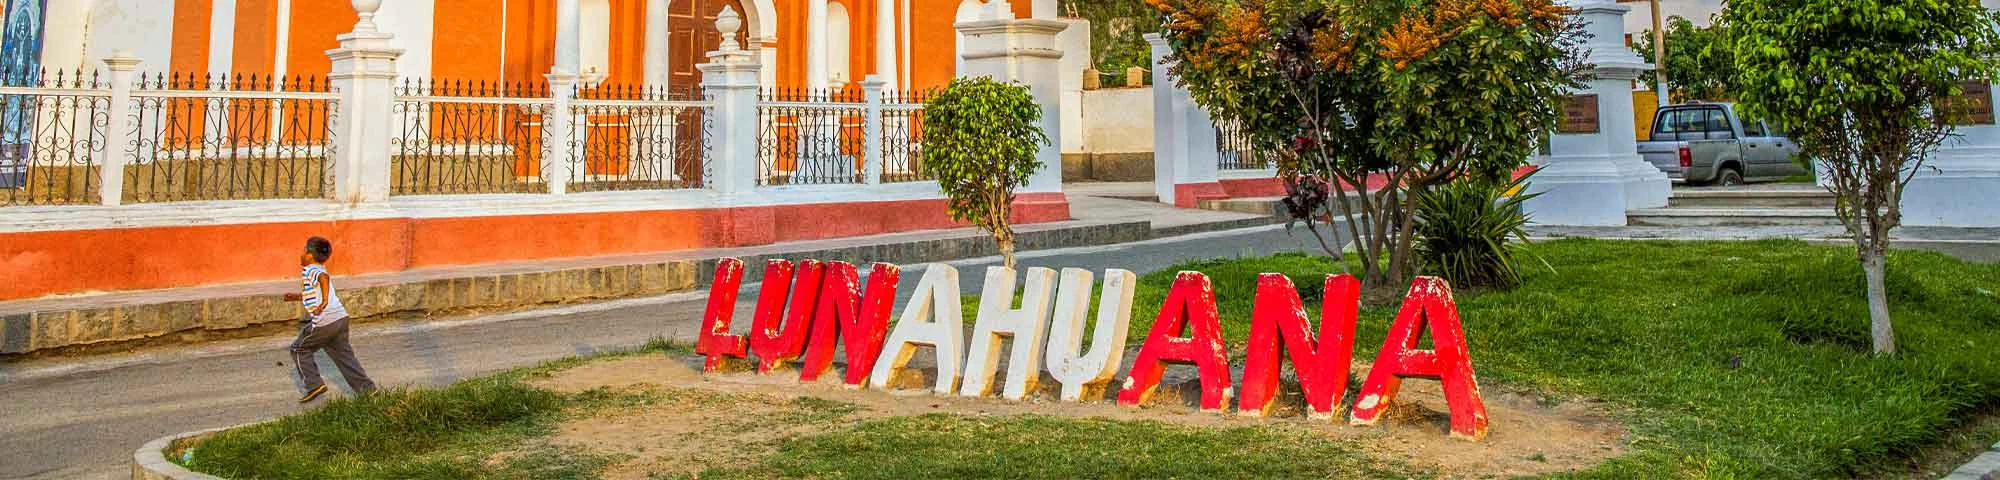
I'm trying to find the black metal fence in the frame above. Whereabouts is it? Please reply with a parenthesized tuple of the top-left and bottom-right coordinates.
(127, 73, 335, 203)
(390, 79, 550, 195)
(880, 89, 932, 183)
(1216, 120, 1269, 171)
(570, 85, 709, 192)
(0, 69, 109, 206)
(757, 88, 865, 185)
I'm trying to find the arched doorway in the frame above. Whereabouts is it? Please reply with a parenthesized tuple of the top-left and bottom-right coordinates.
(668, 0, 749, 93)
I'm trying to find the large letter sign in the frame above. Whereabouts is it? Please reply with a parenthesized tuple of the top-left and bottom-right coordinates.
(800, 262, 902, 387)
(870, 265, 967, 394)
(961, 267, 1059, 400)
(696, 259, 750, 372)
(1238, 273, 1359, 419)
(1044, 268, 1137, 402)
(1116, 272, 1232, 412)
(748, 260, 824, 374)
(1349, 277, 1489, 440)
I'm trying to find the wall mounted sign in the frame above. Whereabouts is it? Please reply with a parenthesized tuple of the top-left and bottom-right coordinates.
(1559, 94, 1601, 134)
(697, 258, 1492, 441)
(1945, 81, 1995, 125)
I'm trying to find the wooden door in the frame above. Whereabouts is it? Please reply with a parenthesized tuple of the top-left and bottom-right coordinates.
(668, 0, 748, 91)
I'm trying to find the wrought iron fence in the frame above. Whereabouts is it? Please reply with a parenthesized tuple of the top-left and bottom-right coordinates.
(881, 89, 932, 183)
(391, 79, 550, 195)
(1216, 119, 1269, 171)
(757, 88, 865, 185)
(0, 69, 109, 206)
(127, 73, 336, 203)
(570, 84, 709, 192)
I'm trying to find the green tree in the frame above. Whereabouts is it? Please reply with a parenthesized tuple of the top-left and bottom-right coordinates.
(1634, 14, 1735, 101)
(922, 77, 1051, 270)
(1060, 0, 1159, 85)
(1729, 0, 2000, 355)
(1147, 0, 1586, 289)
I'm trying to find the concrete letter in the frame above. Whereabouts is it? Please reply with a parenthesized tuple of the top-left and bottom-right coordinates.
(696, 258, 750, 372)
(870, 265, 967, 394)
(960, 266, 1058, 400)
(748, 260, 826, 374)
(1238, 273, 1358, 419)
(1116, 272, 1232, 412)
(1350, 277, 1489, 441)
(800, 262, 903, 387)
(1044, 268, 1137, 402)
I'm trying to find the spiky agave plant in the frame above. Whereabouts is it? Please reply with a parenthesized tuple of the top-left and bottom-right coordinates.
(1412, 171, 1540, 289)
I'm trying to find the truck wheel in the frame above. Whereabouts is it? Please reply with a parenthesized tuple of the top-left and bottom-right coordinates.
(1718, 167, 1745, 187)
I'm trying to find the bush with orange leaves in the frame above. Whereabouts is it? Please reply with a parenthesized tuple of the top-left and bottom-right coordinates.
(1146, 0, 1587, 290)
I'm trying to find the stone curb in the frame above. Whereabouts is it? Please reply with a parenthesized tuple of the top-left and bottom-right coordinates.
(132, 424, 254, 480)
(1943, 442, 2000, 480)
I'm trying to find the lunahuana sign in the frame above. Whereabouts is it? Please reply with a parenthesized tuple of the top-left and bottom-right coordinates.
(695, 258, 1490, 441)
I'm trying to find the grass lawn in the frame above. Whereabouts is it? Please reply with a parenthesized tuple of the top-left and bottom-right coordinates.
(182, 239, 2000, 479)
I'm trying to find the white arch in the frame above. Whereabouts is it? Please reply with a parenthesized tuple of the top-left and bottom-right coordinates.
(828, 2, 851, 86)
(954, 0, 982, 76)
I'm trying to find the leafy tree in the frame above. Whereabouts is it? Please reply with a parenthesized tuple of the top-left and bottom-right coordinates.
(1634, 15, 1735, 101)
(922, 77, 1051, 270)
(1147, 0, 1587, 289)
(1060, 0, 1160, 86)
(1729, 0, 2000, 355)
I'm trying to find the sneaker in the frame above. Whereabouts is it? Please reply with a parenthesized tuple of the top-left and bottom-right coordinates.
(298, 385, 329, 403)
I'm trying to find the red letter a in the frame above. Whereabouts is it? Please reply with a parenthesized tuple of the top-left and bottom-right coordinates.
(748, 260, 825, 374)
(799, 262, 902, 386)
(1349, 277, 1489, 441)
(696, 258, 749, 372)
(1115, 272, 1231, 412)
(1238, 273, 1358, 419)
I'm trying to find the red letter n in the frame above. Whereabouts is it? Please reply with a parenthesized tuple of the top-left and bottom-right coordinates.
(748, 260, 825, 374)
(1349, 277, 1489, 441)
(696, 258, 750, 372)
(1238, 273, 1358, 419)
(1115, 272, 1232, 412)
(799, 262, 903, 386)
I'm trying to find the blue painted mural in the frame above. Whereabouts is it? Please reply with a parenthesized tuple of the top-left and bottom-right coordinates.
(0, 0, 44, 188)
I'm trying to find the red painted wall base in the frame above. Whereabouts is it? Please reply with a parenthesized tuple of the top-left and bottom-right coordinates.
(1171, 183, 1229, 208)
(0, 195, 1072, 301)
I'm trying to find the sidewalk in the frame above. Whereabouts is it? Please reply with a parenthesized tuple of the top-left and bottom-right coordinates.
(0, 188, 1271, 357)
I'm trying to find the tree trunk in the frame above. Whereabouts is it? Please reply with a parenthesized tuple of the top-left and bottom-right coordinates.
(997, 228, 1017, 270)
(1861, 252, 1895, 355)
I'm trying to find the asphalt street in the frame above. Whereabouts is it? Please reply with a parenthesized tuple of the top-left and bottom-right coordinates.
(0, 224, 1343, 479)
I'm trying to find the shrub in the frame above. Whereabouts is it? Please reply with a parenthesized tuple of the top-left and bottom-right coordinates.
(1412, 172, 1538, 289)
(922, 77, 1050, 269)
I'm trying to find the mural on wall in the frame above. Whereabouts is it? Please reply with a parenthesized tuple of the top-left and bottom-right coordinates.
(0, 0, 45, 188)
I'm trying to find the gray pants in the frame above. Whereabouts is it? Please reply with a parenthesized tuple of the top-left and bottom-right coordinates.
(290, 318, 377, 395)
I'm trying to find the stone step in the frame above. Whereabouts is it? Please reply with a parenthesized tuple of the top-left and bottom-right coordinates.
(1668, 188, 1837, 208)
(1628, 207, 1844, 227)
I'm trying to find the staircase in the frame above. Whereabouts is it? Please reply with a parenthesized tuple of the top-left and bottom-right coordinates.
(1628, 185, 1842, 227)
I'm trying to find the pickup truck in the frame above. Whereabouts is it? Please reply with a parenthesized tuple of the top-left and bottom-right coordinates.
(1638, 102, 1804, 186)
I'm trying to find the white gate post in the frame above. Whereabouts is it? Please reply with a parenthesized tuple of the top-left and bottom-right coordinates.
(958, 1, 1071, 217)
(545, 71, 578, 195)
(99, 52, 141, 206)
(1145, 33, 1223, 208)
(862, 75, 885, 185)
(700, 6, 763, 197)
(1522, 1, 1649, 225)
(326, 0, 403, 204)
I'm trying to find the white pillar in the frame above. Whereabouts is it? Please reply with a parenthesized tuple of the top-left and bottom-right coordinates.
(1522, 2, 1653, 226)
(545, 71, 578, 195)
(1031, 0, 1057, 19)
(1056, 18, 1090, 155)
(1145, 33, 1222, 207)
(874, 0, 898, 87)
(1579, 2, 1670, 209)
(701, 7, 763, 197)
(806, 0, 829, 90)
(957, 13, 1068, 194)
(327, 0, 404, 204)
(862, 75, 885, 184)
(99, 53, 142, 206)
(643, 0, 671, 86)
(555, 0, 582, 75)
(1906, 1, 2000, 227)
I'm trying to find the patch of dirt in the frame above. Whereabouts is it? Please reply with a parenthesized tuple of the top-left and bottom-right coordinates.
(529, 354, 1627, 479)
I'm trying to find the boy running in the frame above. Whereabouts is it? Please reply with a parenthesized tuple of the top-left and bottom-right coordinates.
(282, 236, 377, 403)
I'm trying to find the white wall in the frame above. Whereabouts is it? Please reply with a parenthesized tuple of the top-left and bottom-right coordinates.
(828, 2, 851, 85)
(378, 0, 436, 81)
(1082, 87, 1153, 153)
(580, 0, 611, 77)
(1056, 18, 1088, 154)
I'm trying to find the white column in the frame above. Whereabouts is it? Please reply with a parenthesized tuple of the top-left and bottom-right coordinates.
(555, 0, 582, 75)
(862, 75, 885, 184)
(1145, 33, 1221, 207)
(643, 0, 671, 86)
(1031, 0, 1056, 19)
(874, 0, 898, 87)
(545, 71, 578, 195)
(1905, 1, 2000, 227)
(701, 7, 763, 197)
(327, 0, 404, 203)
(1056, 18, 1089, 155)
(957, 13, 1068, 194)
(1523, 1, 1646, 225)
(99, 53, 142, 206)
(806, 0, 829, 90)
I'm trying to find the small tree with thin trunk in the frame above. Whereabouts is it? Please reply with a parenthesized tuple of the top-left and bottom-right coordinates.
(923, 77, 1051, 270)
(1729, 0, 2000, 355)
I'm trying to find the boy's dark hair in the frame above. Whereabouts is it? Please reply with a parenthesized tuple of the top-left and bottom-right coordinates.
(305, 237, 333, 263)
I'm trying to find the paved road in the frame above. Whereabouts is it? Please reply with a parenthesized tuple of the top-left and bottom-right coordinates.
(0, 224, 1344, 480)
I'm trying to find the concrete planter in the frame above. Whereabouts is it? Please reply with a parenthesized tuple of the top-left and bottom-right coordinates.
(131, 424, 258, 480)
